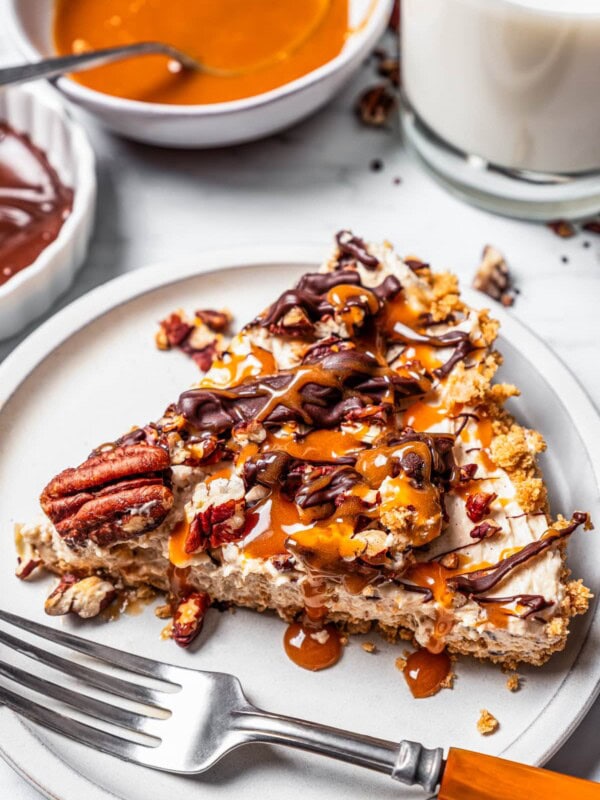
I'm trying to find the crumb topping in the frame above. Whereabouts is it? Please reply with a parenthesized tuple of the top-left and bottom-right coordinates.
(477, 708, 499, 735)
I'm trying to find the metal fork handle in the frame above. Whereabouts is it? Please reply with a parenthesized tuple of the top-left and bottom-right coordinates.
(233, 708, 444, 793)
(0, 42, 200, 88)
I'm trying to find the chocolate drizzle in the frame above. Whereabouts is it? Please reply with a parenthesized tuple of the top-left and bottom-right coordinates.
(477, 594, 553, 619)
(335, 230, 379, 269)
(450, 513, 589, 596)
(386, 321, 477, 379)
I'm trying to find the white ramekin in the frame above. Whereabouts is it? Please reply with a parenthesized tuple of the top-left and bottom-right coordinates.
(0, 87, 96, 340)
(7, 0, 393, 148)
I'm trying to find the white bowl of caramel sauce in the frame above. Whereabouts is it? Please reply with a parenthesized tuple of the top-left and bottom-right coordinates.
(7, 0, 393, 148)
(0, 88, 96, 339)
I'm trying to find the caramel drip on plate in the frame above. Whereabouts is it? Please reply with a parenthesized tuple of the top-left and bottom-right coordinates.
(404, 648, 452, 698)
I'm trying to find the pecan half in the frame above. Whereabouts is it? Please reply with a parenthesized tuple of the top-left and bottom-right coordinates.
(45, 574, 117, 618)
(172, 591, 211, 647)
(40, 444, 173, 547)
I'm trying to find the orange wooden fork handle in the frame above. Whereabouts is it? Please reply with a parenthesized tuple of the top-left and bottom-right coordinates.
(439, 748, 600, 800)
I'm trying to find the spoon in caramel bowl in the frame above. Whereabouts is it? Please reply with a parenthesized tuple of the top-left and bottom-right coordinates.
(0, 42, 215, 88)
(0, 0, 334, 91)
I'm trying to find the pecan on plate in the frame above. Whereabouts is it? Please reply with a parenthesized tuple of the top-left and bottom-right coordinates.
(40, 444, 173, 547)
(172, 591, 211, 648)
(45, 574, 117, 618)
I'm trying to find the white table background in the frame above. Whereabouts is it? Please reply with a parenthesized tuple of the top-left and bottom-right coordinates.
(1, 21, 600, 799)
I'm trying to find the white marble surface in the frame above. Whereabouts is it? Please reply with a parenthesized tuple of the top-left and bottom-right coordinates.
(1, 22, 600, 800)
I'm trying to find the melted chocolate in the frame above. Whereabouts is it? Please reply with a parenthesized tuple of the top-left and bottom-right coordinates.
(259, 270, 366, 332)
(178, 348, 429, 435)
(0, 122, 73, 286)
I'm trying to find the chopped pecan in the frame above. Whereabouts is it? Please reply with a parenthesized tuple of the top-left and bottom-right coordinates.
(458, 463, 478, 483)
(470, 520, 502, 540)
(472, 245, 514, 306)
(16, 556, 43, 580)
(547, 220, 576, 239)
(440, 552, 459, 570)
(465, 492, 498, 523)
(186, 499, 241, 553)
(45, 574, 117, 618)
(172, 591, 211, 647)
(156, 312, 192, 349)
(156, 310, 226, 372)
(195, 308, 232, 332)
(355, 85, 396, 128)
(377, 57, 400, 87)
(40, 444, 173, 547)
(582, 219, 600, 235)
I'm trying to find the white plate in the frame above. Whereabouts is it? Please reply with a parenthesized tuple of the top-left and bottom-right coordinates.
(1, 245, 599, 800)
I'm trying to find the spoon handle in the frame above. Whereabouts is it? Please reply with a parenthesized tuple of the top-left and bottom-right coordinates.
(0, 42, 197, 88)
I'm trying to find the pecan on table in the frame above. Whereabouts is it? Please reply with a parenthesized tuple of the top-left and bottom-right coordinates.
(40, 443, 173, 547)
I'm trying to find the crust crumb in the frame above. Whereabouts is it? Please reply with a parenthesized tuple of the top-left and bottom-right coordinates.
(362, 641, 377, 653)
(477, 709, 499, 735)
(441, 670, 455, 690)
(564, 579, 593, 617)
(395, 655, 407, 672)
(505, 673, 521, 692)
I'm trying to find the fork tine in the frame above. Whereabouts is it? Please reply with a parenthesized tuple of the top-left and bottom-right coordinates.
(0, 627, 168, 707)
(0, 657, 162, 735)
(0, 609, 177, 683)
(0, 682, 153, 764)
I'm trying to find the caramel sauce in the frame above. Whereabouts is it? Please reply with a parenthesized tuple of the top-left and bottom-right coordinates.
(404, 562, 455, 607)
(264, 427, 364, 462)
(479, 601, 515, 629)
(256, 364, 340, 425)
(404, 400, 446, 431)
(401, 344, 443, 372)
(243, 492, 305, 558)
(476, 417, 494, 449)
(380, 292, 424, 335)
(243, 489, 362, 562)
(326, 283, 380, 334)
(404, 648, 452, 698)
(201, 346, 276, 389)
(283, 620, 342, 671)
(53, 0, 349, 105)
(168, 518, 191, 567)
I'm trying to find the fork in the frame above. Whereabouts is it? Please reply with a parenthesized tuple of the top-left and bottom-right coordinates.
(0, 609, 598, 799)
